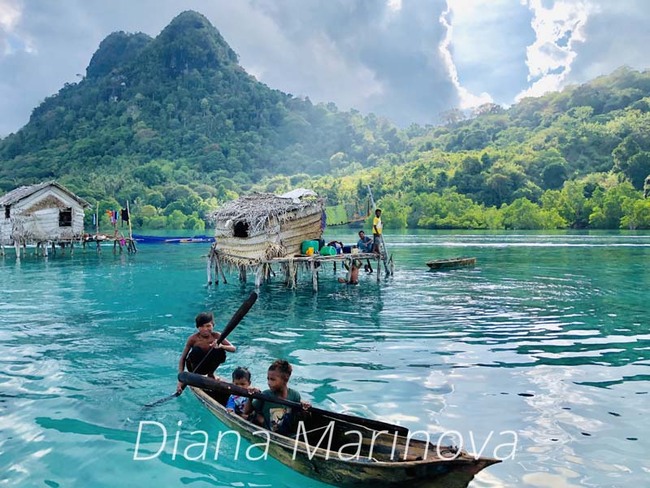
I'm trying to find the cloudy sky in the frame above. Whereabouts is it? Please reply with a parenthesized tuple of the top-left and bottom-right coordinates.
(0, 0, 649, 136)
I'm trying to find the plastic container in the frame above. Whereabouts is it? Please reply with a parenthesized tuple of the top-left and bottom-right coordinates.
(319, 245, 336, 256)
(301, 240, 320, 254)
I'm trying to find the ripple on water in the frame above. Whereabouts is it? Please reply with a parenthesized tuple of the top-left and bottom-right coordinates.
(1, 232, 649, 486)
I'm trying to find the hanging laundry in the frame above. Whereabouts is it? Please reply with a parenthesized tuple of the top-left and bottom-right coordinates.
(121, 208, 129, 223)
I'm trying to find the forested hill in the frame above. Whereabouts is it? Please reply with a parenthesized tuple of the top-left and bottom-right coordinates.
(270, 67, 650, 230)
(1, 9, 649, 230)
(0, 10, 402, 195)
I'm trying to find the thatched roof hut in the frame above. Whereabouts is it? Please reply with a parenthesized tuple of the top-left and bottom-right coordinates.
(209, 190, 325, 265)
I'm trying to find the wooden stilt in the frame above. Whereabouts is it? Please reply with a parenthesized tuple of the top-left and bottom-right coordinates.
(206, 253, 213, 285)
(44, 242, 49, 257)
(291, 260, 298, 288)
(216, 255, 227, 284)
(70, 241, 74, 256)
(15, 241, 20, 260)
(345, 258, 352, 283)
(376, 255, 381, 282)
(239, 266, 247, 283)
(311, 259, 318, 292)
(255, 265, 263, 287)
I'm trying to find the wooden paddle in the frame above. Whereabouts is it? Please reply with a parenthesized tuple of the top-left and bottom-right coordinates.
(143, 292, 258, 408)
(178, 371, 410, 436)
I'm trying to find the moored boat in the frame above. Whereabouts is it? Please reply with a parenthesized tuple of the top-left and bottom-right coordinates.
(180, 372, 499, 487)
(132, 234, 215, 244)
(426, 257, 477, 270)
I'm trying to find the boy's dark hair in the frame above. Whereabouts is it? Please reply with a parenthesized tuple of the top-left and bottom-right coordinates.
(268, 359, 292, 380)
(195, 312, 214, 328)
(232, 366, 251, 382)
(375, 208, 381, 214)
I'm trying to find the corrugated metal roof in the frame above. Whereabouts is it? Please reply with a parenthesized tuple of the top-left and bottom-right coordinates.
(0, 181, 91, 208)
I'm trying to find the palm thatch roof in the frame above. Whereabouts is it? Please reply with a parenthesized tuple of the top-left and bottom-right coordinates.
(209, 191, 323, 234)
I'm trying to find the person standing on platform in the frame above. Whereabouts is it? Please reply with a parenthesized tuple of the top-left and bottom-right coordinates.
(372, 209, 383, 255)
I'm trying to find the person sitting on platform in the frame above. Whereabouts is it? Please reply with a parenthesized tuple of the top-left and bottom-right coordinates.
(176, 311, 236, 395)
(226, 366, 255, 421)
(357, 230, 374, 273)
(244, 359, 310, 435)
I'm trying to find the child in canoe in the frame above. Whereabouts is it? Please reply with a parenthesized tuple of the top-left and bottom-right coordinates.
(226, 366, 255, 421)
(176, 312, 236, 394)
(244, 359, 310, 435)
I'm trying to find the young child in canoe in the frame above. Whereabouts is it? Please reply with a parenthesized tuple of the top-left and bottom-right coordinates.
(226, 366, 255, 420)
(176, 312, 236, 394)
(244, 359, 310, 435)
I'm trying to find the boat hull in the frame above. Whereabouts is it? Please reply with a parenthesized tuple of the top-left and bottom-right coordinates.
(426, 257, 477, 270)
(190, 387, 498, 487)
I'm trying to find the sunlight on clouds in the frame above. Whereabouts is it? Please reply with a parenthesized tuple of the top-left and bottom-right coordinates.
(440, 1, 493, 110)
(0, 0, 34, 56)
(386, 0, 402, 12)
(517, 0, 593, 100)
(0, 0, 20, 30)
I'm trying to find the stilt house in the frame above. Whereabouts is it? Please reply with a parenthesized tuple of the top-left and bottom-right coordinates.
(0, 181, 90, 249)
(209, 190, 325, 266)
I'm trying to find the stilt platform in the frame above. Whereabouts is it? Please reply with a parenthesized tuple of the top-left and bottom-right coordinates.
(207, 247, 394, 291)
(0, 235, 137, 258)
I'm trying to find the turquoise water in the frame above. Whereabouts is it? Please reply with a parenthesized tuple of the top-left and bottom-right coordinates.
(1, 231, 649, 487)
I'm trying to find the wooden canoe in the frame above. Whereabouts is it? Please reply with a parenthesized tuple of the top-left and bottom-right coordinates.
(426, 257, 476, 270)
(183, 374, 499, 487)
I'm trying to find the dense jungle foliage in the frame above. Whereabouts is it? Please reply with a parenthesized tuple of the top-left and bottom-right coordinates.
(1, 10, 649, 230)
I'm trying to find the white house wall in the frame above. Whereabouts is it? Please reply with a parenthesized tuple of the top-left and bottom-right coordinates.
(0, 185, 87, 245)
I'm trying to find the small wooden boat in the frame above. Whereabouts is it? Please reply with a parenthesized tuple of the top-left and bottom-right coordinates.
(132, 234, 215, 244)
(426, 257, 476, 270)
(180, 372, 499, 487)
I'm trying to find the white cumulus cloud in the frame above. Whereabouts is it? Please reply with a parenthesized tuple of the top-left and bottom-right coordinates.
(516, 0, 592, 100)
